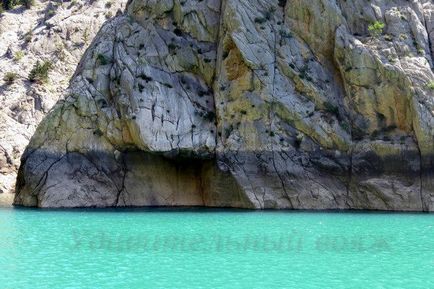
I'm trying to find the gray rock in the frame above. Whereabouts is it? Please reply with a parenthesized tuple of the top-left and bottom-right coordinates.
(0, 0, 128, 205)
(14, 0, 434, 211)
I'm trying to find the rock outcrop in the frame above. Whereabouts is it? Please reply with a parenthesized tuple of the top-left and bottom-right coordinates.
(13, 0, 434, 210)
(0, 0, 127, 205)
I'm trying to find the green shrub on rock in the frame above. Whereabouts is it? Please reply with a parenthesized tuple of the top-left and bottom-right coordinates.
(2, 0, 20, 10)
(29, 60, 53, 83)
(3, 72, 18, 84)
(2, 0, 34, 10)
(368, 21, 385, 37)
(14, 51, 24, 61)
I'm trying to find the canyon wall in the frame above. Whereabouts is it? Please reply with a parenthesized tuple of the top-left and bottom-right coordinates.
(0, 0, 127, 205)
(13, 0, 434, 210)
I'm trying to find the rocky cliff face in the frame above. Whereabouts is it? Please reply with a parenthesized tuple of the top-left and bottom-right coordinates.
(0, 0, 127, 205)
(13, 0, 434, 210)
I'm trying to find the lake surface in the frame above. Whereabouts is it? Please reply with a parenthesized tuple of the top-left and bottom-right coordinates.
(0, 208, 433, 288)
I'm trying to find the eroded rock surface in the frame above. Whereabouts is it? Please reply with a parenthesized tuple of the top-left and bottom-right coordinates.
(0, 0, 128, 205)
(14, 0, 434, 210)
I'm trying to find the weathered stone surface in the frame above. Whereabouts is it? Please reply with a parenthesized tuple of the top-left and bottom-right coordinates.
(13, 0, 434, 211)
(0, 0, 128, 205)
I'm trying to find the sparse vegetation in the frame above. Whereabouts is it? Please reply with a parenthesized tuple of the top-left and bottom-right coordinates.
(399, 33, 408, 40)
(96, 53, 110, 65)
(3, 72, 18, 84)
(299, 64, 311, 80)
(387, 55, 396, 63)
(384, 34, 393, 42)
(203, 111, 215, 122)
(340, 122, 350, 132)
(46, 8, 56, 18)
(55, 43, 66, 61)
(2, 0, 34, 10)
(368, 21, 385, 37)
(14, 51, 24, 61)
(323, 101, 339, 118)
(24, 30, 32, 43)
(29, 60, 53, 83)
(21, 0, 34, 9)
(168, 43, 178, 54)
(83, 28, 89, 44)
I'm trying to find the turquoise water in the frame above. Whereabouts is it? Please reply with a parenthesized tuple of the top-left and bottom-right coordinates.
(0, 208, 433, 288)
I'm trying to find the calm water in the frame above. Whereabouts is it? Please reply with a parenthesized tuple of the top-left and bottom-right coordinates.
(0, 208, 433, 288)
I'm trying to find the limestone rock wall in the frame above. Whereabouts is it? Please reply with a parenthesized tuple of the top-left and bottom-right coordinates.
(0, 0, 128, 205)
(13, 0, 434, 211)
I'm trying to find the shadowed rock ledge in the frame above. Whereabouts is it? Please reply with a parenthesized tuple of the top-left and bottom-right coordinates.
(14, 0, 434, 210)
